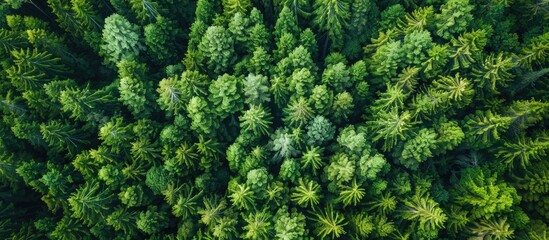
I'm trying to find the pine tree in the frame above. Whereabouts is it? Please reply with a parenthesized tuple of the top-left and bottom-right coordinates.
(274, 207, 307, 239)
(71, 0, 103, 32)
(40, 120, 89, 154)
(468, 217, 514, 240)
(242, 209, 272, 239)
(312, 205, 347, 239)
(50, 216, 90, 240)
(224, 0, 251, 16)
(449, 29, 488, 71)
(463, 110, 512, 148)
(369, 110, 416, 151)
(208, 74, 243, 119)
(100, 14, 145, 65)
(187, 96, 219, 135)
(518, 32, 548, 70)
(400, 191, 447, 232)
(144, 16, 178, 63)
(283, 97, 313, 127)
(435, 0, 473, 39)
(243, 74, 270, 105)
(106, 207, 139, 236)
(497, 134, 549, 169)
(117, 60, 157, 117)
(512, 161, 549, 219)
(68, 181, 114, 226)
(313, 0, 350, 51)
(229, 182, 256, 210)
(337, 179, 365, 207)
(136, 206, 169, 234)
(47, 0, 80, 35)
(128, 0, 161, 23)
(59, 85, 115, 122)
(291, 178, 321, 208)
(473, 53, 516, 94)
(397, 6, 434, 34)
(7, 48, 67, 91)
(199, 26, 235, 74)
(239, 104, 273, 137)
(0, 29, 28, 57)
(274, 6, 300, 41)
(399, 128, 438, 170)
(451, 167, 520, 219)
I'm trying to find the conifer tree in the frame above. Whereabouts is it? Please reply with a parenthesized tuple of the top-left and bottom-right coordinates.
(313, 0, 350, 51)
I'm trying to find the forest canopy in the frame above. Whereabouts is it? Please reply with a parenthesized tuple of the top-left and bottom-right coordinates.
(0, 0, 548, 239)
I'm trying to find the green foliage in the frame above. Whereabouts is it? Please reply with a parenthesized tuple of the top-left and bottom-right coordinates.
(497, 134, 549, 169)
(2, 1, 548, 239)
(249, 47, 272, 75)
(68, 181, 114, 225)
(337, 179, 365, 207)
(279, 158, 301, 183)
(208, 74, 243, 118)
(313, 0, 350, 49)
(240, 104, 273, 137)
(369, 110, 416, 151)
(435, 0, 473, 39)
(144, 16, 178, 62)
(399, 128, 438, 170)
(274, 207, 307, 239)
(469, 217, 515, 240)
(312, 205, 347, 239)
(243, 74, 270, 105)
(59, 85, 114, 122)
(199, 26, 235, 74)
(325, 153, 355, 184)
(309, 84, 334, 115)
(449, 29, 488, 70)
(337, 125, 367, 154)
(229, 182, 256, 210)
(291, 178, 321, 208)
(283, 97, 313, 127)
(300, 146, 325, 174)
(100, 14, 144, 65)
(171, 184, 202, 218)
(40, 120, 89, 154)
(98, 164, 124, 186)
(274, 6, 299, 40)
(145, 166, 170, 194)
(187, 96, 218, 135)
(345, 0, 379, 56)
(357, 153, 388, 181)
(242, 209, 272, 239)
(136, 206, 169, 234)
(473, 53, 516, 94)
(7, 48, 66, 91)
(348, 211, 374, 239)
(224, 0, 251, 16)
(463, 110, 512, 148)
(400, 191, 447, 232)
(106, 208, 139, 235)
(397, 6, 434, 34)
(119, 184, 150, 207)
(50, 216, 90, 240)
(117, 60, 156, 117)
(451, 167, 520, 219)
(401, 30, 432, 66)
(305, 115, 336, 146)
(371, 40, 403, 79)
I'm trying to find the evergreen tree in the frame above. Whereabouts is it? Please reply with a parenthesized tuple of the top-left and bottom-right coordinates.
(100, 14, 145, 65)
(313, 0, 350, 51)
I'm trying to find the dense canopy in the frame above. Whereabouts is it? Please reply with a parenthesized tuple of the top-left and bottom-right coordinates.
(0, 0, 548, 239)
